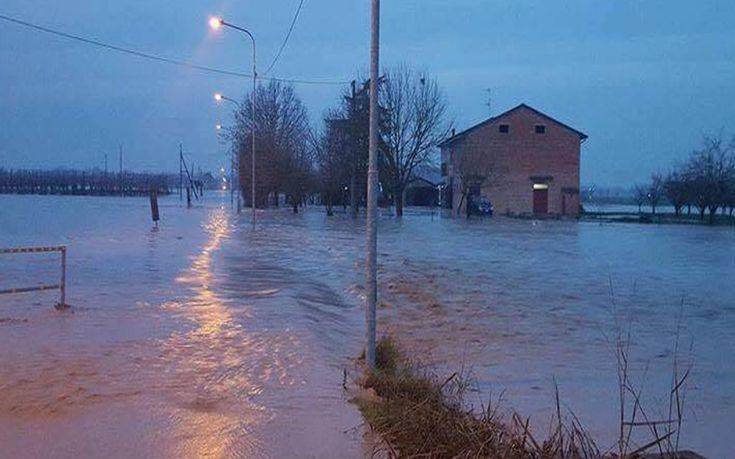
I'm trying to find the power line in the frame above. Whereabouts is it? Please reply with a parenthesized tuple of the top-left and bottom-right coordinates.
(0, 12, 347, 86)
(263, 0, 305, 76)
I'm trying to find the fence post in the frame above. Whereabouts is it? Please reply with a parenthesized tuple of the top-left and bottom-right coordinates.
(57, 246, 68, 309)
(150, 189, 160, 224)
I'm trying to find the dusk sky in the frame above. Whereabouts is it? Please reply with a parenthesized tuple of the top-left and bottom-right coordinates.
(1, 1, 734, 187)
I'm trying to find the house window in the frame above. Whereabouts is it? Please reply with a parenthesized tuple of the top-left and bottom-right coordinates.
(499, 124, 509, 133)
(535, 125, 546, 134)
(441, 162, 447, 176)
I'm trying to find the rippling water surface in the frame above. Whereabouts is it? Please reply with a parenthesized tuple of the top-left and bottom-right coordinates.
(1, 193, 733, 458)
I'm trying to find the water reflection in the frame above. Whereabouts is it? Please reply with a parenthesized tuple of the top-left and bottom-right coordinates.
(163, 208, 306, 458)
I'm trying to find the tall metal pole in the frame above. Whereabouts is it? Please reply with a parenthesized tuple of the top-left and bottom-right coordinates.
(211, 19, 256, 218)
(119, 144, 123, 197)
(350, 80, 358, 218)
(251, 42, 257, 221)
(179, 143, 183, 200)
(365, 0, 380, 369)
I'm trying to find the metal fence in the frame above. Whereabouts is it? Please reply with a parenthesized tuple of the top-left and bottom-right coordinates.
(0, 246, 68, 309)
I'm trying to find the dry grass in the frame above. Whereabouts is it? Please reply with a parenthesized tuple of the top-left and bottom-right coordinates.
(355, 337, 602, 458)
(354, 336, 698, 459)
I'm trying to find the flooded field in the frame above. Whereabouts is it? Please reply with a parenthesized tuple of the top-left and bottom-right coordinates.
(1, 193, 733, 458)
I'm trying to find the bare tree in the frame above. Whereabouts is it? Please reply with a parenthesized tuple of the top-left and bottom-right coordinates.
(647, 173, 664, 214)
(633, 184, 647, 213)
(664, 171, 687, 216)
(313, 119, 350, 216)
(684, 135, 733, 224)
(380, 66, 451, 217)
(283, 143, 315, 213)
(231, 81, 311, 208)
(725, 173, 735, 219)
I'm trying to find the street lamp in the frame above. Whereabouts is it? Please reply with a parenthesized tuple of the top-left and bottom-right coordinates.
(209, 17, 223, 30)
(214, 121, 237, 209)
(210, 16, 257, 222)
(214, 92, 239, 105)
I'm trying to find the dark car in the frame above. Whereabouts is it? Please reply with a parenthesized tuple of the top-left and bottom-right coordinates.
(468, 195, 494, 216)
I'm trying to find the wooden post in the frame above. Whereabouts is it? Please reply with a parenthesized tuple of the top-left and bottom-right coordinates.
(150, 189, 160, 224)
(56, 246, 67, 310)
(186, 187, 192, 208)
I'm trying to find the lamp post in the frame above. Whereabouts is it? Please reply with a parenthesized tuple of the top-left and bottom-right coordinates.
(215, 122, 236, 208)
(365, 0, 380, 369)
(210, 16, 257, 221)
(214, 94, 243, 212)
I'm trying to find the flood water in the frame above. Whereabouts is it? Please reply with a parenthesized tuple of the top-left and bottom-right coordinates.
(1, 193, 733, 458)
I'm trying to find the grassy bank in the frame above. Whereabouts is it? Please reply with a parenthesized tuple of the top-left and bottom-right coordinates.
(581, 211, 734, 227)
(353, 337, 592, 458)
(352, 337, 702, 459)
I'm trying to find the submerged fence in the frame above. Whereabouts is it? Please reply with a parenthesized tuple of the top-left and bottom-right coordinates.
(0, 246, 68, 309)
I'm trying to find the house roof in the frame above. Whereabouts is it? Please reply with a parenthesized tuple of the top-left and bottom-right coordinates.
(438, 103, 588, 148)
(410, 164, 442, 187)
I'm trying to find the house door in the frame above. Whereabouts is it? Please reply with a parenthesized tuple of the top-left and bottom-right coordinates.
(533, 184, 548, 214)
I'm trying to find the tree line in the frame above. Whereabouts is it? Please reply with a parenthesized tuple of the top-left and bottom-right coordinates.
(634, 135, 735, 224)
(0, 168, 175, 196)
(228, 65, 450, 216)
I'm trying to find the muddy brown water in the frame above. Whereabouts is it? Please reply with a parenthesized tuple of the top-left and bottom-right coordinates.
(1, 193, 733, 458)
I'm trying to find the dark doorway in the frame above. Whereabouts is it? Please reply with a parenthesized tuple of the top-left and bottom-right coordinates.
(533, 186, 548, 214)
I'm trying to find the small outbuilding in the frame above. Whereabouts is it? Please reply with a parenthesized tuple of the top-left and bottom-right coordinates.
(405, 164, 442, 207)
(439, 104, 587, 217)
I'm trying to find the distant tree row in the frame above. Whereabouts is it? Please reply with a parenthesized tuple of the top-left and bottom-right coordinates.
(0, 168, 174, 196)
(635, 135, 735, 224)
(228, 65, 450, 216)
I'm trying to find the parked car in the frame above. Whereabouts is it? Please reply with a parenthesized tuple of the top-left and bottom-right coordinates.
(468, 195, 494, 216)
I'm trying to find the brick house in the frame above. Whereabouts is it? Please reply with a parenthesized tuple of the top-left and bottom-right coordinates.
(439, 104, 587, 216)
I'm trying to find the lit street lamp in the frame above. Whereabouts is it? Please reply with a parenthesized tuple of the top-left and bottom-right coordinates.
(214, 121, 237, 209)
(210, 16, 257, 221)
(214, 92, 239, 106)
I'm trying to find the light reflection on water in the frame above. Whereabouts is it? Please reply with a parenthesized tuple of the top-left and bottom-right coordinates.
(0, 194, 362, 458)
(0, 193, 733, 458)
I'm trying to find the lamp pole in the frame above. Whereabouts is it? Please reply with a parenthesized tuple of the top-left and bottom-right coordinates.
(365, 0, 380, 369)
(214, 94, 242, 212)
(211, 17, 257, 221)
(215, 123, 235, 208)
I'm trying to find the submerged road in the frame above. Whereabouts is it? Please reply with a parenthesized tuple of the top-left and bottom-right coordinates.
(1, 193, 734, 458)
(0, 194, 365, 458)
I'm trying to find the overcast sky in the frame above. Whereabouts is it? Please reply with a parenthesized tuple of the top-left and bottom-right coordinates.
(1, 1, 734, 186)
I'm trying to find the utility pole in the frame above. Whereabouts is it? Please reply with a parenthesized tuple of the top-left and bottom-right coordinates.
(250, 46, 256, 219)
(119, 144, 123, 197)
(350, 80, 358, 218)
(365, 0, 380, 369)
(485, 88, 493, 116)
(179, 143, 183, 200)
